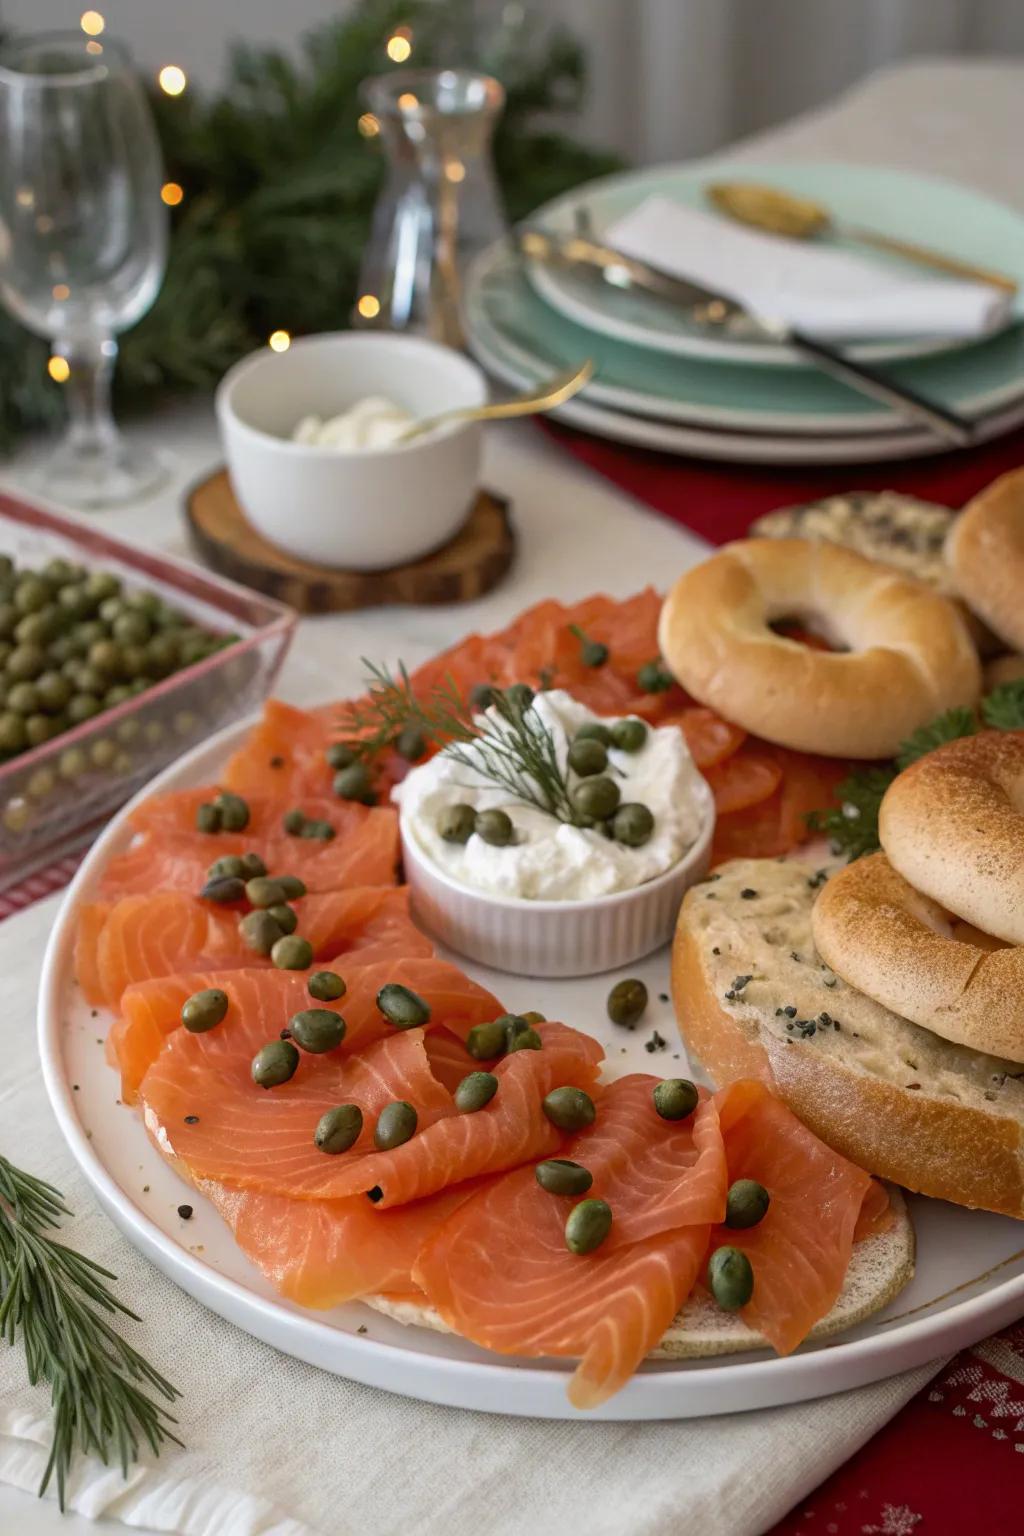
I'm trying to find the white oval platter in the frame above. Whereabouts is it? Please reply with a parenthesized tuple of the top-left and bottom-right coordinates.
(38, 715, 1024, 1421)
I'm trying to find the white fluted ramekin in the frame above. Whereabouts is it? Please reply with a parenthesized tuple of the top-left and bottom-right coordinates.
(400, 779, 715, 978)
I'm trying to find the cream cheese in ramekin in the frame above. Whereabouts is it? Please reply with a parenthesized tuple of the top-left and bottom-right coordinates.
(393, 689, 706, 901)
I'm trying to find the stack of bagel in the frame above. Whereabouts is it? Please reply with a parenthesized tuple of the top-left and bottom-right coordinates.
(665, 467, 1024, 1219)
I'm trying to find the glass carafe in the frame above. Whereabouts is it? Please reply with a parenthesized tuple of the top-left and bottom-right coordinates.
(356, 68, 505, 347)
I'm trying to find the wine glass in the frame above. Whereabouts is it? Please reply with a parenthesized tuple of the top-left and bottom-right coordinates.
(0, 32, 168, 508)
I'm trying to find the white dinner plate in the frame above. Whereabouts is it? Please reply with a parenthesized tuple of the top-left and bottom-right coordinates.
(39, 717, 1024, 1421)
(528, 161, 1024, 366)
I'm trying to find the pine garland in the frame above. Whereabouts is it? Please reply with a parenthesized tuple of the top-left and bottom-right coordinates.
(0, 0, 621, 452)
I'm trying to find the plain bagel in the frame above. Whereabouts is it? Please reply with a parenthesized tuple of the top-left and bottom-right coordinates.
(810, 851, 1024, 1063)
(946, 467, 1024, 653)
(658, 538, 980, 759)
(879, 730, 1024, 945)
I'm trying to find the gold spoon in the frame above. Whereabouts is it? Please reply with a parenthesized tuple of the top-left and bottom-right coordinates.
(398, 359, 594, 442)
(706, 180, 1018, 294)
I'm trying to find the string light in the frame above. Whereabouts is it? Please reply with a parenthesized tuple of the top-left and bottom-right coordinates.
(445, 158, 466, 183)
(268, 330, 291, 352)
(80, 11, 105, 36)
(160, 181, 184, 206)
(386, 31, 412, 63)
(15, 187, 33, 209)
(85, 41, 103, 55)
(357, 294, 381, 320)
(51, 283, 70, 301)
(48, 356, 70, 383)
(397, 92, 418, 111)
(357, 112, 380, 138)
(157, 65, 187, 96)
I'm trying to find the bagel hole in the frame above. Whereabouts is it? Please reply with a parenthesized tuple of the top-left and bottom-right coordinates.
(769, 617, 848, 653)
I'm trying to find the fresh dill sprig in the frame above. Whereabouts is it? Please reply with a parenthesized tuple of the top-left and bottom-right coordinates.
(334, 660, 476, 758)
(0, 1155, 181, 1509)
(895, 706, 978, 770)
(981, 678, 1024, 731)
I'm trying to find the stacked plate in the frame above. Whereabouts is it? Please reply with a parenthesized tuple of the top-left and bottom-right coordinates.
(463, 161, 1024, 464)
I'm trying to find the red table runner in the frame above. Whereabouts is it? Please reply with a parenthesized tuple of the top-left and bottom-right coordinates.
(545, 415, 1024, 1529)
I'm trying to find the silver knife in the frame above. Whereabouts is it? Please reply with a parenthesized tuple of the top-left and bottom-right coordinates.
(517, 227, 975, 447)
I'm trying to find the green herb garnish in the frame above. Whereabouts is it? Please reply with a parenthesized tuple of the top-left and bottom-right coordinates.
(0, 1154, 181, 1507)
(809, 682, 1024, 860)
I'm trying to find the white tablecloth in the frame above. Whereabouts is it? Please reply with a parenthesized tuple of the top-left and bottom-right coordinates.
(3, 54, 1022, 1536)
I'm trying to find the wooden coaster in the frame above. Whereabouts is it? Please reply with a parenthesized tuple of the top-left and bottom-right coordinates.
(184, 468, 516, 614)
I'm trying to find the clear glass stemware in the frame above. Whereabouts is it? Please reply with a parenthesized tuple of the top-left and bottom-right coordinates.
(0, 32, 168, 508)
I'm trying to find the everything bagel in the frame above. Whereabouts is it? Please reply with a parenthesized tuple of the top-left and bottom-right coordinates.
(658, 539, 980, 759)
(879, 729, 1024, 945)
(810, 851, 1024, 1063)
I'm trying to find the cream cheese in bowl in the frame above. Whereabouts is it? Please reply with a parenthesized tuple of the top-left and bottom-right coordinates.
(395, 689, 708, 902)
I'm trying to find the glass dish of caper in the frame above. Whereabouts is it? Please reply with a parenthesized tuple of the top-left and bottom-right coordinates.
(0, 493, 295, 886)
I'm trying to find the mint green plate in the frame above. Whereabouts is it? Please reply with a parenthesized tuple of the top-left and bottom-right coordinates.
(528, 160, 1024, 367)
(465, 241, 1024, 434)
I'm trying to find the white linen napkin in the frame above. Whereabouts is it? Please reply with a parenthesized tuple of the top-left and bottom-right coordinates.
(0, 894, 942, 1536)
(604, 195, 1013, 338)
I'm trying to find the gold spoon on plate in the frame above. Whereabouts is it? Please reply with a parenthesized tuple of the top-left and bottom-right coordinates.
(399, 359, 594, 443)
(706, 180, 1018, 293)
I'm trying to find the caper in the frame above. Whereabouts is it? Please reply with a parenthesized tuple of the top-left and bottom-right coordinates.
(572, 775, 620, 821)
(606, 977, 648, 1028)
(145, 634, 179, 676)
(251, 1039, 299, 1089)
(196, 802, 221, 833)
(208, 854, 246, 881)
(325, 741, 357, 770)
(0, 603, 17, 639)
(35, 671, 70, 713)
(25, 713, 53, 747)
(27, 767, 56, 799)
(74, 619, 105, 650)
(2, 797, 30, 832)
(0, 713, 27, 754)
(283, 807, 306, 835)
(567, 737, 607, 777)
(308, 969, 346, 1002)
(504, 682, 534, 713)
(395, 724, 426, 762)
(506, 1027, 542, 1052)
(201, 874, 246, 904)
(535, 1159, 594, 1196)
(104, 684, 131, 710)
(725, 1179, 771, 1230)
(542, 1086, 596, 1132)
(300, 819, 335, 840)
(565, 1198, 613, 1255)
(14, 577, 49, 615)
(611, 717, 648, 753)
(574, 720, 612, 747)
(113, 611, 151, 646)
(73, 663, 106, 695)
(120, 643, 147, 677)
(520, 1010, 546, 1025)
(58, 746, 88, 779)
(653, 1078, 699, 1122)
(465, 1019, 507, 1060)
(470, 682, 496, 711)
(290, 1007, 347, 1053)
(56, 586, 91, 621)
(438, 803, 476, 844)
(707, 1245, 754, 1311)
(377, 982, 431, 1029)
(214, 791, 249, 831)
(475, 808, 514, 846)
(238, 909, 284, 955)
(126, 588, 161, 616)
(83, 570, 120, 605)
(89, 738, 116, 769)
(7, 681, 40, 716)
(67, 693, 101, 725)
(314, 1103, 363, 1154)
(334, 762, 372, 802)
(268, 902, 298, 935)
(374, 1099, 417, 1150)
(98, 596, 125, 625)
(245, 876, 287, 909)
(14, 610, 57, 646)
(612, 803, 655, 847)
(89, 639, 123, 677)
(454, 1070, 498, 1113)
(6, 643, 45, 680)
(275, 873, 307, 900)
(637, 660, 674, 694)
(239, 852, 267, 879)
(181, 987, 229, 1033)
(569, 625, 609, 668)
(271, 934, 314, 970)
(499, 1013, 530, 1043)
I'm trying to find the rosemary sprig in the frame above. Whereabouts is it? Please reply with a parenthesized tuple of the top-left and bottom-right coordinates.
(0, 1155, 181, 1509)
(339, 662, 584, 823)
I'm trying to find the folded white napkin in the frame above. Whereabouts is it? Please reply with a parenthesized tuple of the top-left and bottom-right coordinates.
(604, 195, 1013, 339)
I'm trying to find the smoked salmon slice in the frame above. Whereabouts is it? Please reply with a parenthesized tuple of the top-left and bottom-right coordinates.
(77, 886, 429, 1010)
(98, 806, 399, 898)
(413, 1075, 726, 1408)
(113, 956, 503, 1103)
(199, 1178, 482, 1310)
(711, 1079, 879, 1355)
(223, 700, 334, 801)
(141, 1026, 455, 1199)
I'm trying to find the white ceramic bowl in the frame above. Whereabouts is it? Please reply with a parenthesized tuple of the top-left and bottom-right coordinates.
(215, 332, 487, 570)
(400, 779, 716, 978)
